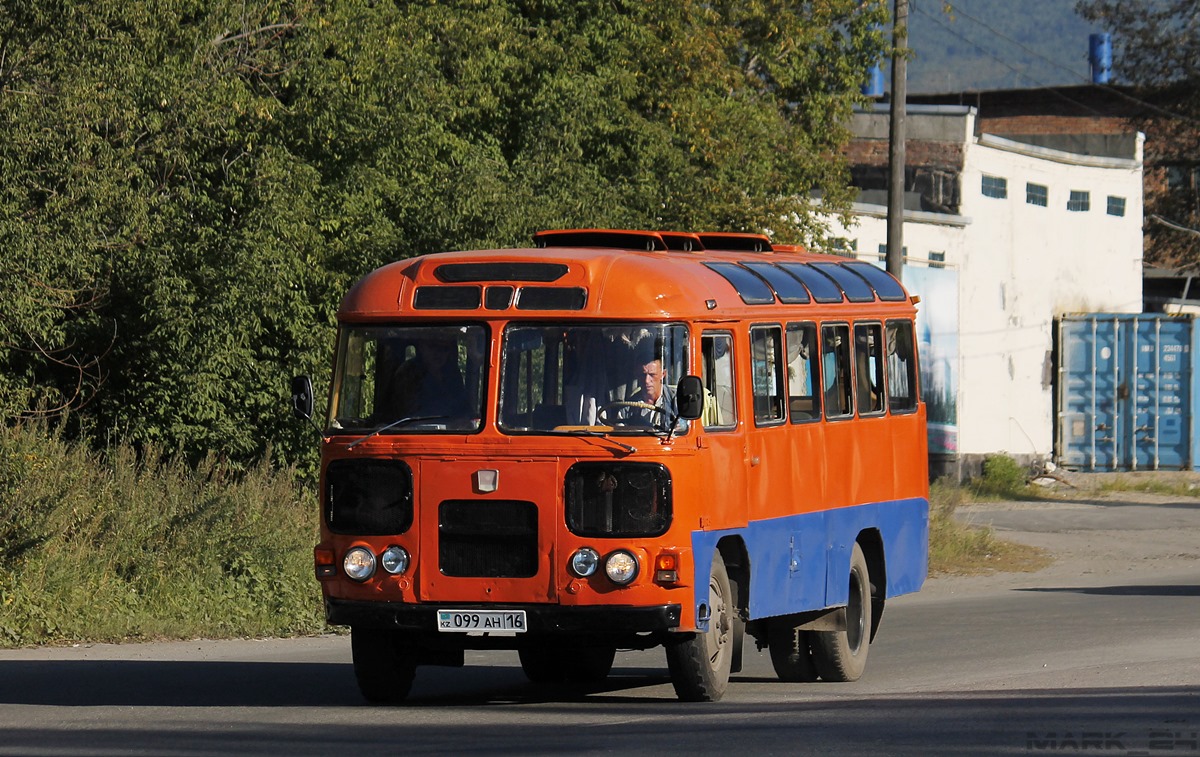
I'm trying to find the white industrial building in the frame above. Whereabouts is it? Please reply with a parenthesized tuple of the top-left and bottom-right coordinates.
(822, 104, 1144, 475)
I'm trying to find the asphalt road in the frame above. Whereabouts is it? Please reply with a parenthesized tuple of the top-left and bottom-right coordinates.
(0, 493, 1197, 756)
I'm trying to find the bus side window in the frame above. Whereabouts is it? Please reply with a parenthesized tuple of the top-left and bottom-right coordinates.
(750, 325, 786, 425)
(855, 323, 885, 415)
(887, 319, 919, 413)
(786, 322, 821, 422)
(822, 323, 854, 419)
(700, 332, 736, 429)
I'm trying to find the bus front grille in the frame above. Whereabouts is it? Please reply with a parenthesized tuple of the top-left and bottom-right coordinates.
(438, 500, 538, 578)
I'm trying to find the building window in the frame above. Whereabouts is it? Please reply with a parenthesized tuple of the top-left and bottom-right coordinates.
(981, 175, 1008, 199)
(1166, 165, 1200, 191)
(1026, 183, 1048, 207)
(829, 238, 857, 258)
(929, 251, 946, 269)
(1067, 190, 1090, 212)
(1107, 196, 1126, 217)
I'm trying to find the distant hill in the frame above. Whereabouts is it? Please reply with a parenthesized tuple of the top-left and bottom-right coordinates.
(905, 0, 1109, 94)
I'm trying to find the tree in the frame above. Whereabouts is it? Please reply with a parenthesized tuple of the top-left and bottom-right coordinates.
(0, 0, 889, 468)
(1076, 0, 1200, 267)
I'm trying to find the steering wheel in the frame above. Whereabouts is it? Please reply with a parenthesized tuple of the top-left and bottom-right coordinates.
(597, 400, 664, 425)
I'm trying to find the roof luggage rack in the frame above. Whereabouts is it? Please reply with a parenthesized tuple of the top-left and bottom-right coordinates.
(533, 229, 666, 251)
(696, 232, 773, 252)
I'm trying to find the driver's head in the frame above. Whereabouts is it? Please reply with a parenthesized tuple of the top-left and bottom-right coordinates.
(634, 345, 666, 403)
(419, 336, 456, 369)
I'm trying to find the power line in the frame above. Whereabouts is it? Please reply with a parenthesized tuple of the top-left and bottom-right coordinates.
(909, 2, 1110, 117)
(931, 1, 1093, 85)
(910, 0, 1200, 126)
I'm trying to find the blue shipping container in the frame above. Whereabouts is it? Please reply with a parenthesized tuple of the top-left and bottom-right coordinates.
(1057, 314, 1199, 471)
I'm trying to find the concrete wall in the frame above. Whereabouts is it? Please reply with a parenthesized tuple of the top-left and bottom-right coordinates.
(825, 107, 1144, 468)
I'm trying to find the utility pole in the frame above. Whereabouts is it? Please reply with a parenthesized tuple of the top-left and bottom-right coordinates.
(886, 0, 908, 280)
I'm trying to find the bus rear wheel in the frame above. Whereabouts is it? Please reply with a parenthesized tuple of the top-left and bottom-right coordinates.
(351, 627, 417, 704)
(666, 551, 733, 702)
(767, 618, 820, 682)
(811, 542, 872, 682)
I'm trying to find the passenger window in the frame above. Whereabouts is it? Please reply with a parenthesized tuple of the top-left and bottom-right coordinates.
(700, 332, 736, 429)
(786, 322, 821, 422)
(855, 323, 885, 415)
(887, 319, 918, 413)
(750, 325, 786, 425)
(821, 324, 854, 419)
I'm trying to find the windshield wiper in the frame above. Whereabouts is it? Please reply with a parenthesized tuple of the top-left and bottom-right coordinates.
(541, 428, 637, 454)
(346, 415, 448, 449)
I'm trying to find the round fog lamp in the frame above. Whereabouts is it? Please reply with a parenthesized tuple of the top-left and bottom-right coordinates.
(569, 547, 601, 578)
(343, 547, 376, 582)
(604, 550, 639, 585)
(381, 546, 410, 575)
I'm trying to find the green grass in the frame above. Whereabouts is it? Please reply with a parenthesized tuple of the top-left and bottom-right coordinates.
(0, 422, 325, 647)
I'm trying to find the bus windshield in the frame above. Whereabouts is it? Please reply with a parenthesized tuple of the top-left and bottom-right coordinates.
(329, 324, 487, 433)
(499, 323, 689, 434)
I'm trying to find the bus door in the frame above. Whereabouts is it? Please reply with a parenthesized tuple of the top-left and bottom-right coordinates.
(699, 331, 747, 528)
(885, 318, 927, 492)
(746, 324, 792, 523)
(820, 322, 856, 510)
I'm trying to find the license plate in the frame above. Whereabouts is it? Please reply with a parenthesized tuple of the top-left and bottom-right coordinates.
(437, 609, 527, 633)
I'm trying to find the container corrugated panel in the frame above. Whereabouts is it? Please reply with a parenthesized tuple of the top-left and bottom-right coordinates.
(1057, 314, 1198, 471)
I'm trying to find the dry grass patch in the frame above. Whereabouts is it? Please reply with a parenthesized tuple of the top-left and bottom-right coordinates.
(927, 478, 1052, 576)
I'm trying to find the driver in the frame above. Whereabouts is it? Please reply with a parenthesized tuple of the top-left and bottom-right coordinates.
(613, 345, 684, 431)
(386, 335, 469, 420)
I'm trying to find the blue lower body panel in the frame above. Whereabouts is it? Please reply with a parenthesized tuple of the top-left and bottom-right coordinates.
(689, 498, 928, 626)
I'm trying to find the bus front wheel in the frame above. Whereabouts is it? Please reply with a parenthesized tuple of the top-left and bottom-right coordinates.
(811, 542, 873, 682)
(666, 551, 733, 701)
(351, 627, 417, 704)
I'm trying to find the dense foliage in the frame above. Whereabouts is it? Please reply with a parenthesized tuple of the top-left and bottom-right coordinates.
(0, 0, 888, 469)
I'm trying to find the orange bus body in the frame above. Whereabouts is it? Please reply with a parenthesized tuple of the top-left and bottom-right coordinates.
(302, 229, 929, 702)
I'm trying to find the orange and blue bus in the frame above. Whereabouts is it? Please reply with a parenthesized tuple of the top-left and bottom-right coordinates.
(292, 228, 929, 702)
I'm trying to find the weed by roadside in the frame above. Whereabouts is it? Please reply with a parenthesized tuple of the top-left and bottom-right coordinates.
(0, 422, 325, 648)
(929, 469, 1052, 576)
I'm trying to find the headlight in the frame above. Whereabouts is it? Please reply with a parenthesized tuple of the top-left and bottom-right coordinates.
(569, 547, 601, 577)
(604, 550, 639, 585)
(343, 547, 376, 582)
(381, 546, 410, 575)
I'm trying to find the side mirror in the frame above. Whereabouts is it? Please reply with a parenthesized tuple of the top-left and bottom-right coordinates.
(291, 375, 314, 421)
(675, 375, 704, 421)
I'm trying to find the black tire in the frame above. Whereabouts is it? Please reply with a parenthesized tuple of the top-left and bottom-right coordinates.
(666, 551, 733, 702)
(518, 647, 566, 683)
(567, 646, 616, 682)
(520, 645, 616, 684)
(351, 627, 417, 704)
(767, 617, 819, 682)
(811, 542, 872, 682)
